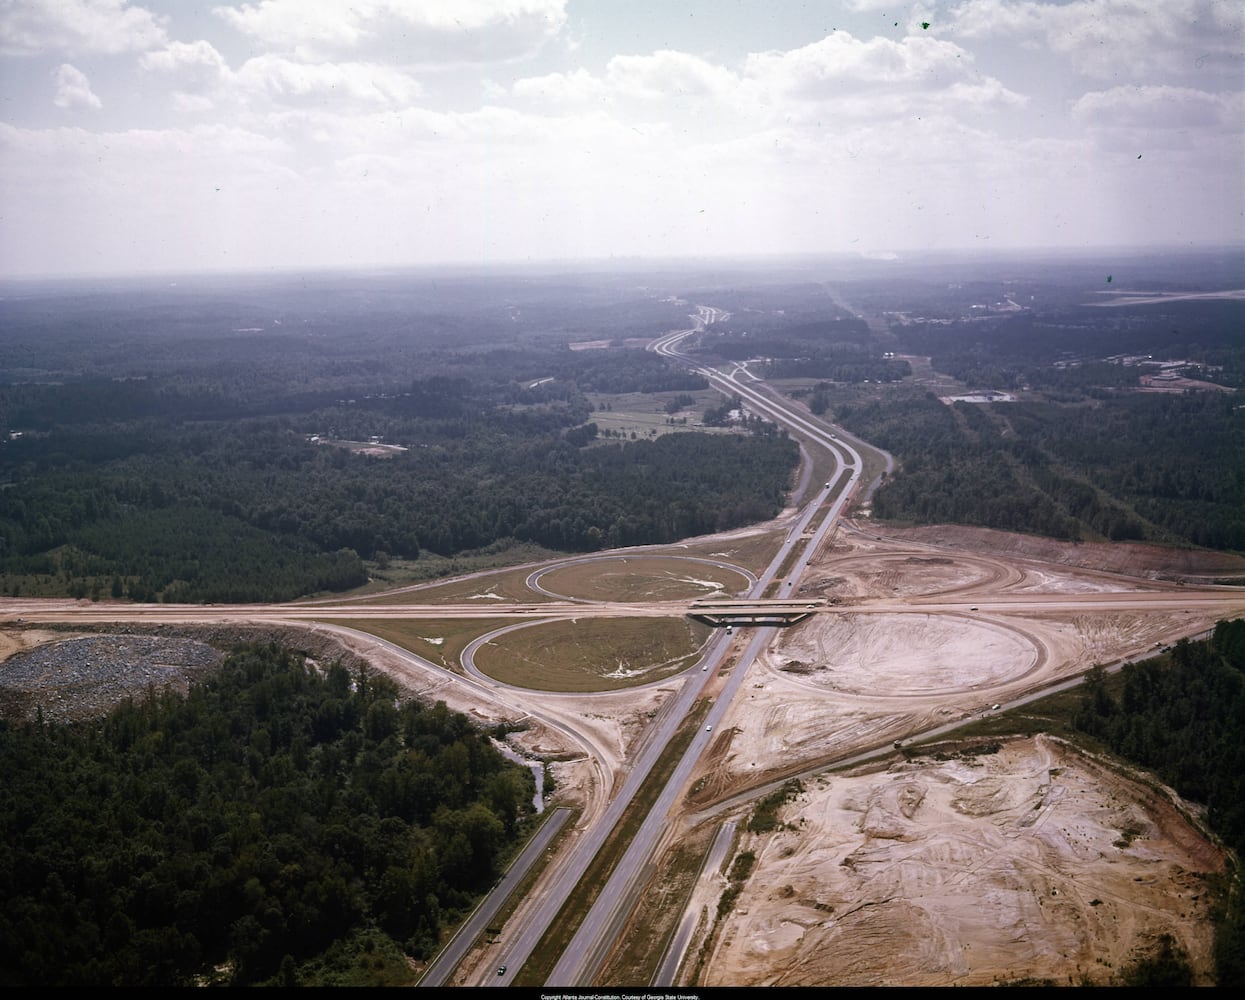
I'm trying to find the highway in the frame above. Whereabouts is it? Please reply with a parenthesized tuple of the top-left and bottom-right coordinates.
(535, 311, 1244, 987)
(419, 808, 572, 987)
(403, 307, 872, 986)
(540, 311, 872, 985)
(4, 306, 1240, 988)
(654, 820, 736, 985)
(7, 587, 1243, 630)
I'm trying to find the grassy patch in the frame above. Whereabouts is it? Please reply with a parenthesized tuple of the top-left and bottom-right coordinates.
(537, 556, 751, 602)
(682, 529, 785, 580)
(597, 830, 716, 985)
(915, 685, 1094, 747)
(728, 849, 757, 882)
(318, 618, 513, 673)
(748, 779, 805, 834)
(586, 389, 736, 441)
(474, 617, 711, 692)
(347, 553, 562, 605)
(276, 928, 415, 987)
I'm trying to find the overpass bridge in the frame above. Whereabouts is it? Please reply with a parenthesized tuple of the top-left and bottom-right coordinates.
(687, 598, 824, 627)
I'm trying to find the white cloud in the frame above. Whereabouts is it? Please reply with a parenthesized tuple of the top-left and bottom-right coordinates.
(52, 63, 101, 109)
(845, 0, 912, 9)
(0, 119, 302, 274)
(138, 39, 228, 110)
(513, 51, 736, 107)
(0, 0, 166, 56)
(139, 39, 229, 84)
(1, 2, 1239, 275)
(946, 0, 1245, 81)
(213, 0, 568, 63)
(744, 32, 979, 97)
(0, 119, 285, 162)
(1069, 84, 1244, 158)
(512, 33, 1024, 125)
(511, 67, 607, 105)
(0, 120, 291, 218)
(170, 92, 218, 114)
(1072, 85, 1243, 131)
(605, 50, 738, 102)
(141, 42, 422, 112)
(233, 55, 423, 106)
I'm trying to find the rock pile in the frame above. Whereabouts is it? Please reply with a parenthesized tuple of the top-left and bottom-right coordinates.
(0, 635, 223, 722)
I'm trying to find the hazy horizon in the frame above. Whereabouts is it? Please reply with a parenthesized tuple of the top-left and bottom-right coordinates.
(2, 1, 1243, 279)
(3, 243, 1242, 292)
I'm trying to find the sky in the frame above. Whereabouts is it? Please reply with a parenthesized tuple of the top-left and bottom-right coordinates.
(1, 0, 1242, 277)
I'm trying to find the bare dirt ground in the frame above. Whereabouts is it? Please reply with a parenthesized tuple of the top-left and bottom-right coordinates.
(3, 514, 1242, 987)
(690, 525, 1231, 800)
(698, 735, 1224, 986)
(879, 523, 1245, 583)
(667, 521, 1242, 986)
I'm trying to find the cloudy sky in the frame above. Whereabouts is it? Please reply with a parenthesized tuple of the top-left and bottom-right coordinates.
(1, 0, 1242, 277)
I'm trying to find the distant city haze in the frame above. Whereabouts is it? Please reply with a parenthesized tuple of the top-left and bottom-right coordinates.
(1, 0, 1242, 278)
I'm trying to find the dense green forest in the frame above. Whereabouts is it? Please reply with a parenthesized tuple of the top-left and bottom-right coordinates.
(4, 258, 1242, 601)
(691, 311, 910, 383)
(0, 643, 534, 987)
(684, 275, 1241, 551)
(834, 390, 1245, 549)
(1073, 620, 1245, 984)
(834, 270, 1245, 549)
(0, 405, 795, 601)
(896, 300, 1245, 391)
(0, 276, 797, 602)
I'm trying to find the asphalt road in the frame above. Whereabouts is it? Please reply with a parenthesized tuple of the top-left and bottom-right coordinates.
(419, 807, 572, 987)
(4, 308, 1241, 989)
(653, 820, 736, 986)
(542, 313, 870, 985)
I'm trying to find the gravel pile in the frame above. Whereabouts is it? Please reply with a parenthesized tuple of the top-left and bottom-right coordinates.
(0, 635, 224, 722)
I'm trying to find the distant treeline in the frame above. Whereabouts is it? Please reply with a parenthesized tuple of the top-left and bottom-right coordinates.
(1, 369, 794, 601)
(896, 299, 1245, 391)
(0, 643, 535, 986)
(837, 390, 1245, 550)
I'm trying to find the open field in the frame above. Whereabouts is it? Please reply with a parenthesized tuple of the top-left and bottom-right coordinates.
(345, 543, 565, 597)
(701, 735, 1225, 986)
(472, 616, 711, 692)
(3, 509, 1242, 987)
(533, 555, 751, 602)
(346, 564, 561, 605)
(585, 389, 727, 440)
(318, 617, 513, 674)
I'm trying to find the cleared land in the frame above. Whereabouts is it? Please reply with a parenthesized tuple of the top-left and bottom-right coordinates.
(472, 616, 710, 691)
(699, 735, 1224, 986)
(584, 389, 725, 441)
(3, 516, 1243, 987)
(532, 555, 751, 602)
(608, 522, 1244, 987)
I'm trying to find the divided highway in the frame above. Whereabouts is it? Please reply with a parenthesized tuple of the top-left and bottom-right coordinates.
(535, 311, 873, 986)
(9, 307, 1235, 987)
